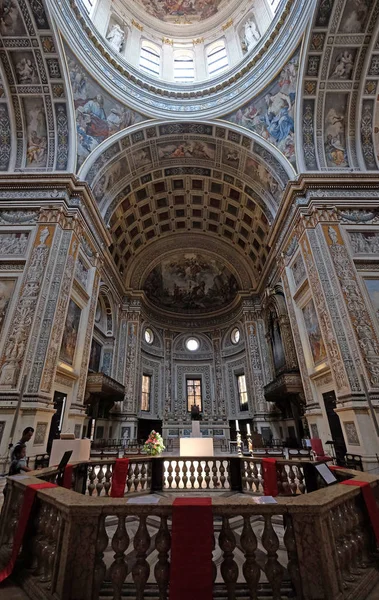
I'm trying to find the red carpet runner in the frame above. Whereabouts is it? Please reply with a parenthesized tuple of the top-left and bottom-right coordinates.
(262, 458, 278, 497)
(170, 497, 213, 600)
(110, 458, 130, 498)
(0, 482, 57, 583)
(341, 479, 379, 544)
(63, 463, 73, 489)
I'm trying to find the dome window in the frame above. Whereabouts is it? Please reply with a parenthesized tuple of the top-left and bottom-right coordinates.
(174, 50, 195, 82)
(144, 328, 154, 344)
(231, 327, 240, 344)
(140, 41, 161, 77)
(207, 40, 228, 77)
(186, 337, 200, 352)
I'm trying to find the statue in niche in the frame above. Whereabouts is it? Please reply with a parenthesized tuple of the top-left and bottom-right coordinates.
(269, 311, 286, 372)
(106, 24, 125, 53)
(242, 17, 260, 54)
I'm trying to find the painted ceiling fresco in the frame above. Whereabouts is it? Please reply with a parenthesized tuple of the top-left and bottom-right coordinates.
(225, 50, 299, 167)
(143, 253, 239, 312)
(132, 0, 227, 23)
(65, 46, 146, 170)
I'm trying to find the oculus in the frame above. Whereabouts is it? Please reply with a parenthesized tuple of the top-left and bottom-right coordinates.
(231, 327, 240, 344)
(143, 253, 239, 313)
(186, 338, 200, 351)
(144, 328, 154, 344)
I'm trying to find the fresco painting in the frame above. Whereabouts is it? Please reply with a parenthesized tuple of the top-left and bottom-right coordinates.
(132, 0, 227, 23)
(221, 146, 240, 169)
(226, 53, 299, 165)
(244, 157, 281, 200)
(302, 299, 327, 364)
(157, 140, 215, 161)
(338, 0, 371, 33)
(0, 1, 26, 36)
(92, 157, 129, 201)
(324, 93, 349, 167)
(0, 279, 16, 338)
(10, 51, 39, 84)
(66, 48, 145, 169)
(143, 253, 239, 313)
(23, 97, 48, 167)
(60, 299, 82, 366)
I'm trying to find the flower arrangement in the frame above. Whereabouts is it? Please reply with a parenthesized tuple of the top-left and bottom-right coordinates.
(143, 430, 165, 456)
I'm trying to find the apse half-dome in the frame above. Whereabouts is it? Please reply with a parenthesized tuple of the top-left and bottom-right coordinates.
(143, 253, 240, 313)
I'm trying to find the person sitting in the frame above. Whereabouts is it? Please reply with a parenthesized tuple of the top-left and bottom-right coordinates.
(9, 444, 31, 476)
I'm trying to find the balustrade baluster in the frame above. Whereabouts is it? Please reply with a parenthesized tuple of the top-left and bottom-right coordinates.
(279, 465, 289, 495)
(88, 465, 96, 496)
(167, 461, 173, 489)
(205, 460, 211, 489)
(140, 462, 147, 490)
(240, 516, 260, 599)
(219, 516, 238, 599)
(134, 462, 141, 492)
(146, 460, 152, 490)
(261, 514, 283, 600)
(175, 461, 181, 488)
(189, 460, 196, 488)
(252, 462, 260, 492)
(197, 461, 204, 488)
(212, 461, 218, 489)
(132, 515, 151, 600)
(212, 532, 217, 583)
(296, 466, 305, 494)
(219, 461, 226, 488)
(104, 464, 112, 496)
(127, 463, 134, 493)
(245, 461, 253, 491)
(154, 515, 171, 600)
(93, 515, 109, 600)
(182, 461, 188, 488)
(283, 516, 302, 599)
(288, 465, 297, 495)
(109, 515, 129, 600)
(96, 465, 105, 496)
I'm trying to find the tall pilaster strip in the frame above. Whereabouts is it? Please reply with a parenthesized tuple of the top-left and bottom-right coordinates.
(323, 224, 379, 388)
(77, 270, 101, 404)
(300, 233, 350, 394)
(123, 300, 142, 414)
(0, 224, 55, 389)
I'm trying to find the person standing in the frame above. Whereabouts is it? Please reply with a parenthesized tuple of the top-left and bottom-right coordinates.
(10, 426, 34, 463)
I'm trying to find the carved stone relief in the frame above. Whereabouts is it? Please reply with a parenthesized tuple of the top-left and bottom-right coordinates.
(349, 231, 379, 254)
(324, 225, 379, 387)
(0, 233, 29, 255)
(310, 423, 319, 438)
(34, 422, 48, 445)
(344, 420, 360, 445)
(0, 225, 53, 388)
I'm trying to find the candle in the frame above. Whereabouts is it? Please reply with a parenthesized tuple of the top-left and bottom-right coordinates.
(235, 420, 240, 431)
(247, 423, 251, 435)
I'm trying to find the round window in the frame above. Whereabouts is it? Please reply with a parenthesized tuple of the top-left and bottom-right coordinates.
(144, 328, 154, 344)
(231, 328, 240, 344)
(186, 338, 200, 352)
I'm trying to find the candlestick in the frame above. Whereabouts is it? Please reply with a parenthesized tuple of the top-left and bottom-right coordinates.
(235, 419, 239, 431)
(246, 423, 251, 435)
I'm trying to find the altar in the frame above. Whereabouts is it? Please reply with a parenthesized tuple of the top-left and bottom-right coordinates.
(179, 421, 214, 456)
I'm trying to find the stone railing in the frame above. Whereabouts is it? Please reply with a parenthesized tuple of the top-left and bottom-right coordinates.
(76, 456, 309, 497)
(1, 467, 379, 600)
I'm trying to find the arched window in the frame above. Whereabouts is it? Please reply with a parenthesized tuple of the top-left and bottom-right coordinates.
(140, 41, 161, 77)
(173, 50, 195, 82)
(206, 40, 228, 76)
